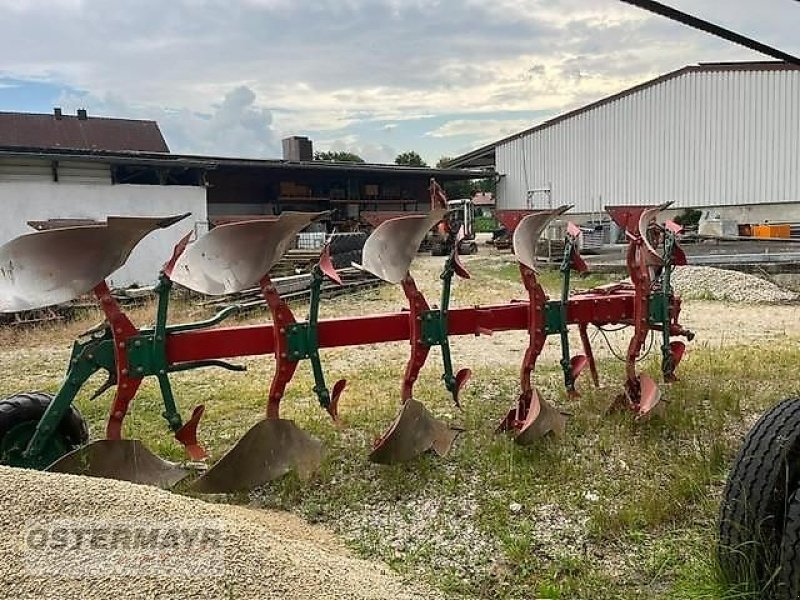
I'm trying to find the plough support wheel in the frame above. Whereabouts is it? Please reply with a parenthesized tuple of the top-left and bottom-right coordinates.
(369, 398, 461, 464)
(191, 419, 322, 493)
(515, 389, 568, 446)
(47, 439, 188, 488)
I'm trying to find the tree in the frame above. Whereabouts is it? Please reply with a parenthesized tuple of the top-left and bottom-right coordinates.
(436, 156, 475, 199)
(314, 151, 365, 163)
(475, 176, 496, 195)
(394, 151, 428, 167)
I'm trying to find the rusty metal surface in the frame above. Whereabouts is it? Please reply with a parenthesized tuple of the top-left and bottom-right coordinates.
(170, 212, 321, 295)
(47, 439, 188, 488)
(0, 112, 169, 153)
(0, 215, 187, 313)
(512, 206, 571, 271)
(514, 389, 568, 445)
(191, 419, 323, 493)
(369, 398, 461, 464)
(359, 211, 426, 229)
(495, 209, 540, 234)
(638, 202, 673, 265)
(359, 210, 447, 284)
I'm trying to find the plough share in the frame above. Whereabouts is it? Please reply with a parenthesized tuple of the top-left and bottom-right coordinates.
(0, 181, 692, 492)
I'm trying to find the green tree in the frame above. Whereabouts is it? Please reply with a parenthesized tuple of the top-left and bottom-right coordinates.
(475, 176, 496, 195)
(314, 151, 365, 163)
(394, 151, 428, 167)
(436, 156, 475, 199)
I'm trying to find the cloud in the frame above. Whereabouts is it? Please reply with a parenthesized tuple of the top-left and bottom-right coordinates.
(56, 86, 281, 158)
(426, 119, 536, 145)
(0, 0, 796, 157)
(315, 135, 397, 164)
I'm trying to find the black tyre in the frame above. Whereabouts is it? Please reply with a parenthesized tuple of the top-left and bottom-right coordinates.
(718, 397, 800, 590)
(459, 241, 478, 255)
(329, 232, 367, 255)
(332, 249, 362, 270)
(0, 392, 89, 469)
(430, 241, 448, 256)
(778, 487, 800, 599)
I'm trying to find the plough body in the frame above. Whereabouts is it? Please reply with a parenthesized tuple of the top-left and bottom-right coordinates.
(0, 180, 693, 492)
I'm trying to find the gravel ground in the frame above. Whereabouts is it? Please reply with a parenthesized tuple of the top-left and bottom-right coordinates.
(671, 265, 799, 303)
(337, 481, 499, 583)
(0, 466, 441, 600)
(1, 254, 798, 599)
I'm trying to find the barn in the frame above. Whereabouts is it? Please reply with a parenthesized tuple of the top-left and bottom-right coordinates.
(449, 61, 800, 229)
(0, 112, 482, 288)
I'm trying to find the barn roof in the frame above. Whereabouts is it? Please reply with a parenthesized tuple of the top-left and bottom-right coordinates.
(0, 110, 169, 153)
(447, 61, 800, 168)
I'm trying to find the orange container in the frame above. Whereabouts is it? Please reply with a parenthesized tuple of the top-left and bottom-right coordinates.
(753, 224, 790, 238)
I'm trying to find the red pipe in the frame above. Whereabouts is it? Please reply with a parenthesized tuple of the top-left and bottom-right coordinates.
(165, 295, 640, 366)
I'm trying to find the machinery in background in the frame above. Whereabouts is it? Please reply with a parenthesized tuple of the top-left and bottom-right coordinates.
(428, 181, 478, 256)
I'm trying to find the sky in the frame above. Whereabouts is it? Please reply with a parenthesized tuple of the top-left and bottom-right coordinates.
(0, 0, 797, 165)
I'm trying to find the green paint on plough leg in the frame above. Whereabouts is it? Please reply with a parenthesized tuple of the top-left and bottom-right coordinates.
(285, 264, 339, 412)
(432, 254, 461, 399)
(559, 236, 578, 393)
(659, 230, 677, 379)
(22, 334, 113, 468)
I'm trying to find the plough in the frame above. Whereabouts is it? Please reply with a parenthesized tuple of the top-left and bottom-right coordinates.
(0, 182, 692, 493)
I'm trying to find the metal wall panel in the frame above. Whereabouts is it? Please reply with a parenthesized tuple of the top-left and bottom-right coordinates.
(0, 158, 52, 181)
(57, 160, 112, 184)
(0, 158, 112, 184)
(496, 68, 800, 214)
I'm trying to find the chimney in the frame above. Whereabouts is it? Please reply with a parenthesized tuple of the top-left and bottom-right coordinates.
(53, 107, 63, 120)
(77, 108, 88, 120)
(282, 136, 313, 161)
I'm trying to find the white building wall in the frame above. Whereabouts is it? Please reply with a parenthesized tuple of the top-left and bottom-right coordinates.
(496, 68, 800, 217)
(0, 181, 207, 288)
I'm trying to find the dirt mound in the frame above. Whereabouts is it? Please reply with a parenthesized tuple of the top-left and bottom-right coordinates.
(671, 266, 799, 304)
(0, 466, 439, 600)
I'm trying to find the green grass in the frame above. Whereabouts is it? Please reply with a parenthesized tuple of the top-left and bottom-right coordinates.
(487, 260, 618, 292)
(0, 256, 794, 599)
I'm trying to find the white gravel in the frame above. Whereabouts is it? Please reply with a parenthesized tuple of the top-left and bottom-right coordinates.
(671, 265, 799, 304)
(0, 466, 441, 600)
(337, 484, 498, 583)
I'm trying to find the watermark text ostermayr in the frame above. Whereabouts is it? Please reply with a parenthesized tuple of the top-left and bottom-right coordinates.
(24, 518, 225, 577)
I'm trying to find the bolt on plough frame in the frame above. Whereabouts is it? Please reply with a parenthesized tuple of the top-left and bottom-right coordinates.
(0, 180, 693, 492)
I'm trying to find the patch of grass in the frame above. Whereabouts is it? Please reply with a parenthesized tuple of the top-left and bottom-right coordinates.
(1, 279, 798, 598)
(486, 261, 618, 294)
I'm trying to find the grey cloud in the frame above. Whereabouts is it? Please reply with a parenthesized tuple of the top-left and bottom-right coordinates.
(319, 138, 397, 164)
(57, 85, 281, 158)
(2, 0, 797, 155)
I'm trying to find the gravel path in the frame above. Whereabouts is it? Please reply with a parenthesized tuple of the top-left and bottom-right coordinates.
(671, 265, 799, 303)
(0, 466, 440, 600)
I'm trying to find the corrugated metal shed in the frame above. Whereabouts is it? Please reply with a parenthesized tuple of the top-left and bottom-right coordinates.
(0, 111, 169, 153)
(484, 62, 800, 213)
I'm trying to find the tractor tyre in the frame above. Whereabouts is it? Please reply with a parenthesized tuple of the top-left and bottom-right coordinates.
(329, 232, 366, 255)
(332, 249, 362, 270)
(0, 392, 88, 469)
(459, 241, 478, 255)
(718, 397, 800, 592)
(777, 487, 800, 599)
(430, 241, 448, 257)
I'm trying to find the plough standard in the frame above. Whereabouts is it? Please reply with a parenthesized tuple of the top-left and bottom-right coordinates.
(0, 181, 692, 492)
